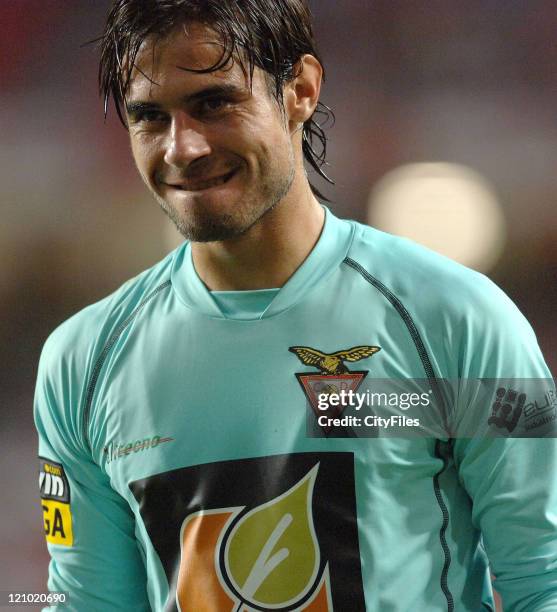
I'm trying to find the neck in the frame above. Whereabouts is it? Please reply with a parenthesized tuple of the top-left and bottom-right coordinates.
(191, 179, 325, 291)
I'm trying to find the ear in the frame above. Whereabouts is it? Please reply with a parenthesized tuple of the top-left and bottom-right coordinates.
(283, 54, 323, 132)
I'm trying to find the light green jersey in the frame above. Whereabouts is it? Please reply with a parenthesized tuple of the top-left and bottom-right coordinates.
(35, 208, 557, 611)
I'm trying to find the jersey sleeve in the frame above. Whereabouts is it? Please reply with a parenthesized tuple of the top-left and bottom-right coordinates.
(34, 323, 151, 612)
(450, 277, 557, 611)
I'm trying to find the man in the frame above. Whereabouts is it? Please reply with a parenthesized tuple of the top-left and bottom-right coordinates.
(35, 1, 556, 610)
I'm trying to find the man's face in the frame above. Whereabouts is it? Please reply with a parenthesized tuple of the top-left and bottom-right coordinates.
(126, 23, 296, 242)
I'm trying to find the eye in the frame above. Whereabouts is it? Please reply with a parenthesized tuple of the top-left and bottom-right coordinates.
(127, 109, 168, 126)
(200, 97, 229, 114)
(137, 110, 167, 123)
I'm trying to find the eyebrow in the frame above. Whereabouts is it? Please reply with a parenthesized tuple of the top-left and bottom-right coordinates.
(125, 83, 247, 115)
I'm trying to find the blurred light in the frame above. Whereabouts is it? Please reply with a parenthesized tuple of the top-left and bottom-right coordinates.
(367, 163, 506, 272)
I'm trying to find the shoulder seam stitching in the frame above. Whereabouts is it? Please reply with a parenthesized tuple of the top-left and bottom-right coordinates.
(82, 280, 172, 451)
(343, 256, 454, 611)
(343, 257, 436, 374)
(342, 257, 449, 425)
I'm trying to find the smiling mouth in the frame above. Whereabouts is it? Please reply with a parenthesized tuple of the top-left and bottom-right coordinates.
(167, 168, 238, 192)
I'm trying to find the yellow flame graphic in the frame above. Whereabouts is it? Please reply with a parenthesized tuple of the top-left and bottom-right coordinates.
(223, 464, 321, 609)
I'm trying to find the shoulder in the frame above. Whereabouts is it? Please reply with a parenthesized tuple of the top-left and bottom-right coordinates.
(345, 219, 506, 315)
(38, 247, 178, 384)
(35, 248, 178, 448)
(34, 244, 180, 457)
(344, 220, 547, 377)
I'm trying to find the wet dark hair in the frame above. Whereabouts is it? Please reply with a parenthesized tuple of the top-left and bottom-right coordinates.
(98, 0, 334, 199)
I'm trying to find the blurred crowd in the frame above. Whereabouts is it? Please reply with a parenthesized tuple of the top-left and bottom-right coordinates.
(1, 1, 555, 603)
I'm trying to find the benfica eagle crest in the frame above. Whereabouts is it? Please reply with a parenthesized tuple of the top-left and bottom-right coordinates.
(289, 345, 381, 434)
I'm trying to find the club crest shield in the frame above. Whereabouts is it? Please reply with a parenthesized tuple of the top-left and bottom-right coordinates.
(289, 345, 381, 434)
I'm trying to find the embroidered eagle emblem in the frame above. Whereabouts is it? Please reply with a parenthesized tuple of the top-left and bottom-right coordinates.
(289, 345, 381, 375)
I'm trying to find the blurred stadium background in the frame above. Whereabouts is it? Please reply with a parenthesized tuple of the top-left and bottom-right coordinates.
(1, 1, 555, 608)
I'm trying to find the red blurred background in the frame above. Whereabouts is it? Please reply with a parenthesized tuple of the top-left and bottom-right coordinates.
(1, 2, 555, 609)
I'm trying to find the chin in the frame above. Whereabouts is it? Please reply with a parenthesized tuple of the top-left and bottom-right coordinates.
(162, 203, 263, 243)
(179, 217, 248, 242)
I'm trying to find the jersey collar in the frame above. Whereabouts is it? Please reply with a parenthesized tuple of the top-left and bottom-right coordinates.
(170, 206, 354, 320)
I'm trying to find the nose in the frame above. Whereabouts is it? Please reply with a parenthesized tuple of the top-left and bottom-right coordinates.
(163, 112, 211, 168)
